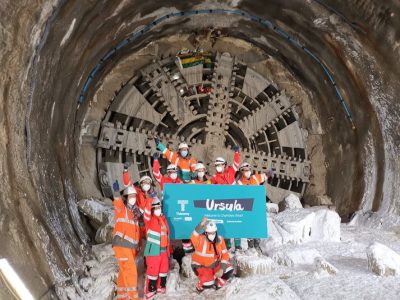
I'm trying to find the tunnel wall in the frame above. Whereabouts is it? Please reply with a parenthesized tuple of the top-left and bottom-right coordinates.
(0, 0, 399, 297)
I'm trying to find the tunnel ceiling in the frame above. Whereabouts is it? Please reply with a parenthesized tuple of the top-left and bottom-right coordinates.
(1, 0, 400, 298)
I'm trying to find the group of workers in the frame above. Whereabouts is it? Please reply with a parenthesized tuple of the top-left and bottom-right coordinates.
(111, 138, 272, 299)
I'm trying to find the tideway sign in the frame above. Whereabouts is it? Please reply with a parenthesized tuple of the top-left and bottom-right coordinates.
(163, 184, 268, 239)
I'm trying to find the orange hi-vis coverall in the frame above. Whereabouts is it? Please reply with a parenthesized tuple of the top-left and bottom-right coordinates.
(190, 178, 211, 184)
(236, 173, 268, 185)
(157, 142, 197, 182)
(152, 159, 182, 190)
(112, 195, 142, 300)
(210, 151, 240, 185)
(143, 198, 171, 299)
(190, 223, 234, 290)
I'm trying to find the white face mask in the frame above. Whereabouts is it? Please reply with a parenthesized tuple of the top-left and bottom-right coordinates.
(170, 173, 178, 180)
(244, 171, 252, 178)
(154, 208, 162, 217)
(216, 165, 224, 173)
(128, 196, 136, 206)
(207, 233, 216, 241)
(197, 171, 205, 178)
(180, 150, 188, 157)
(142, 184, 151, 192)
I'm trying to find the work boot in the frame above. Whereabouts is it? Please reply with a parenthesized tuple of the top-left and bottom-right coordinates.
(247, 239, 254, 249)
(196, 282, 204, 293)
(254, 239, 260, 250)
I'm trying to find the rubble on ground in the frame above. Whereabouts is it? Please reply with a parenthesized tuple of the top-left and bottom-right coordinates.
(366, 242, 400, 276)
(234, 253, 274, 276)
(78, 198, 114, 243)
(314, 257, 338, 275)
(260, 206, 341, 256)
(267, 202, 279, 214)
(225, 276, 301, 300)
(270, 247, 321, 267)
(278, 194, 303, 211)
(181, 255, 197, 279)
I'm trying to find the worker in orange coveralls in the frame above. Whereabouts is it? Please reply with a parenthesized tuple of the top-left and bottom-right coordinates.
(111, 180, 142, 300)
(191, 216, 234, 292)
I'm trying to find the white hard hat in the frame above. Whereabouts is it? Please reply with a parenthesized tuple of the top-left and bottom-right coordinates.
(152, 197, 161, 208)
(194, 162, 206, 171)
(123, 186, 137, 196)
(167, 164, 178, 172)
(214, 157, 226, 165)
(239, 162, 251, 171)
(178, 142, 189, 149)
(139, 175, 153, 184)
(205, 221, 217, 233)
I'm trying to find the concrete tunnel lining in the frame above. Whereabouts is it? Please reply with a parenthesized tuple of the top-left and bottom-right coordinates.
(1, 0, 399, 298)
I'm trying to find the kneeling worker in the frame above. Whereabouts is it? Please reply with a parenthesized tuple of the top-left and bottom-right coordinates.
(143, 193, 170, 299)
(191, 217, 234, 292)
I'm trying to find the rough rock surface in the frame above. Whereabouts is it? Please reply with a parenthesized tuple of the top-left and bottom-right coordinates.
(261, 207, 341, 256)
(314, 257, 338, 275)
(181, 255, 197, 279)
(270, 248, 321, 267)
(78, 198, 114, 243)
(267, 202, 279, 214)
(166, 259, 181, 294)
(234, 253, 275, 277)
(366, 242, 400, 276)
(226, 276, 301, 300)
(279, 194, 303, 211)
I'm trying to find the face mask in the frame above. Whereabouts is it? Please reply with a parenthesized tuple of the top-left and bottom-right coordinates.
(244, 171, 252, 178)
(170, 173, 178, 180)
(180, 150, 188, 157)
(207, 233, 216, 241)
(142, 184, 151, 192)
(197, 171, 205, 178)
(216, 165, 224, 173)
(128, 196, 136, 206)
(154, 208, 162, 217)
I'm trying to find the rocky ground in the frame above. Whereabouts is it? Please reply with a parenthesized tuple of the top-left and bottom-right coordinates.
(69, 195, 400, 300)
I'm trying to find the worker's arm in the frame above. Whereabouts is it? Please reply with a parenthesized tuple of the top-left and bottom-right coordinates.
(232, 145, 240, 172)
(122, 162, 133, 188)
(143, 196, 153, 225)
(162, 147, 179, 165)
(152, 153, 163, 184)
(191, 217, 208, 249)
(190, 158, 197, 173)
(112, 180, 124, 211)
(210, 175, 217, 184)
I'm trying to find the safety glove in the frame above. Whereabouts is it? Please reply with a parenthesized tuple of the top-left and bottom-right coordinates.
(112, 180, 120, 199)
(123, 162, 130, 172)
(200, 216, 209, 229)
(153, 152, 160, 160)
(154, 137, 160, 146)
(267, 169, 274, 178)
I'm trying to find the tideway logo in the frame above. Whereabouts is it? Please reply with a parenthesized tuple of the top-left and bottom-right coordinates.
(193, 198, 254, 211)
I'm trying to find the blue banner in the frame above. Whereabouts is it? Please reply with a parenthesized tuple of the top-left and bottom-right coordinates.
(162, 184, 267, 239)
